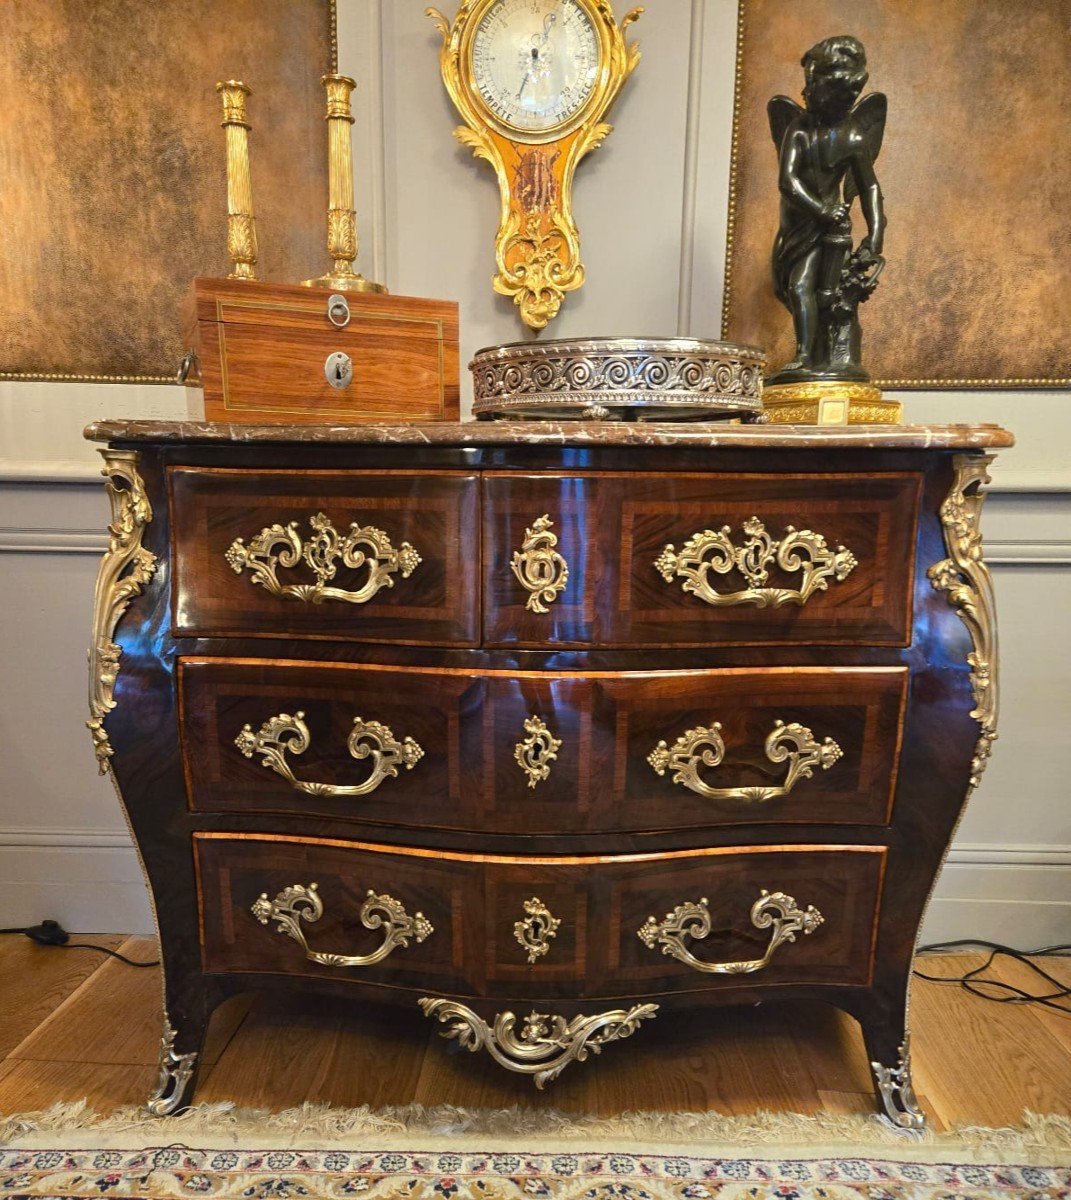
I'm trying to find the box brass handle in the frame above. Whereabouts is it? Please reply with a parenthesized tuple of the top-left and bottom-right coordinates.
(252, 882, 433, 968)
(638, 890, 824, 975)
(226, 511, 421, 605)
(654, 516, 856, 608)
(235, 710, 423, 797)
(511, 514, 569, 613)
(175, 349, 199, 384)
(648, 719, 842, 803)
(327, 293, 351, 327)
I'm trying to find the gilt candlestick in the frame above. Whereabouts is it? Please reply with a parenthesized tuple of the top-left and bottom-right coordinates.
(216, 80, 258, 281)
(303, 74, 386, 293)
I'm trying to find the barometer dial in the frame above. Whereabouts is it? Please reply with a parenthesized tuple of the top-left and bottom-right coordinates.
(470, 0, 601, 136)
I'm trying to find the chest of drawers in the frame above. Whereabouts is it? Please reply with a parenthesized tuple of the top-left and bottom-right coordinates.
(84, 419, 1012, 1127)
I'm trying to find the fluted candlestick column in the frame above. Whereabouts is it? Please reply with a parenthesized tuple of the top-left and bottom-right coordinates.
(216, 81, 258, 281)
(303, 74, 386, 293)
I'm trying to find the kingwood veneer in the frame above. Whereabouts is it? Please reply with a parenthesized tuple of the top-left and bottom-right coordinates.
(83, 419, 1012, 1127)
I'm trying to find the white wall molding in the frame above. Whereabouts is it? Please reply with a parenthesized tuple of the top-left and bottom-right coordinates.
(336, 0, 389, 287)
(12, 516, 1071, 566)
(1, 826, 1067, 865)
(987, 542, 1071, 567)
(1, 829, 1065, 939)
(675, 0, 705, 336)
(368, 0, 389, 287)
(985, 470, 1071, 494)
(8, 828, 1065, 866)
(946, 843, 1071, 868)
(0, 461, 103, 484)
(0, 528, 108, 554)
(0, 828, 134, 850)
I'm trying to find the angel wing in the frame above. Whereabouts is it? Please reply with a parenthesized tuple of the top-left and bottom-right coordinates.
(767, 95, 804, 150)
(843, 93, 887, 204)
(853, 92, 888, 161)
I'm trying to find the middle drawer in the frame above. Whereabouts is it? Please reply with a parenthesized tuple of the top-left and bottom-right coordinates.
(180, 659, 907, 834)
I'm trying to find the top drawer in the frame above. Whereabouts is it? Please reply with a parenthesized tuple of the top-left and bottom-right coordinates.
(484, 471, 920, 647)
(169, 468, 479, 644)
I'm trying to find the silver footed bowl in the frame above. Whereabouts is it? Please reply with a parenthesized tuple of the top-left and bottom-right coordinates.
(471, 336, 765, 422)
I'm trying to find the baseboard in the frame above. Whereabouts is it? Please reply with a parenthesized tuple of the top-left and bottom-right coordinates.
(0, 527, 108, 554)
(922, 855, 1071, 946)
(986, 541, 1071, 567)
(0, 839, 153, 935)
(920, 896, 1071, 949)
(2, 830, 1067, 943)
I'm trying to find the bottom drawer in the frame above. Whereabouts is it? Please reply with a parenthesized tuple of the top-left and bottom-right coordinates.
(195, 834, 885, 1000)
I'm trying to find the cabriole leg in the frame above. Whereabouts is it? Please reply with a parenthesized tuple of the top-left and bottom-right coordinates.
(862, 1018, 926, 1131)
(147, 999, 206, 1116)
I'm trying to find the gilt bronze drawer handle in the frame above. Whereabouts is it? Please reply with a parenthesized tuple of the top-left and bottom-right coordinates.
(638, 890, 824, 975)
(647, 719, 842, 803)
(654, 516, 856, 608)
(235, 711, 424, 797)
(225, 510, 421, 605)
(514, 715, 562, 788)
(252, 882, 433, 968)
(514, 897, 561, 963)
(419, 998, 658, 1088)
(511, 514, 569, 613)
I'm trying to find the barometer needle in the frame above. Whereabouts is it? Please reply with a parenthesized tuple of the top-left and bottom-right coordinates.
(518, 13, 556, 100)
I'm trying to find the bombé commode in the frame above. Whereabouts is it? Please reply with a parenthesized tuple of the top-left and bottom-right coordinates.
(84, 418, 1011, 1126)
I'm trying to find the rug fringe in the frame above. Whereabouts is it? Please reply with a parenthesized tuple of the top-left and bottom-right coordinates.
(2, 1100, 1069, 1158)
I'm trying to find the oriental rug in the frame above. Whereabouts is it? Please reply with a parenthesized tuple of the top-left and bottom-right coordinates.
(1, 1104, 1068, 1200)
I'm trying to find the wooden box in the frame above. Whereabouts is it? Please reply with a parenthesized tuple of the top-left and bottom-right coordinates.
(182, 277, 459, 424)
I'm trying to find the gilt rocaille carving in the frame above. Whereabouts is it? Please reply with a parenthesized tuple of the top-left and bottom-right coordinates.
(419, 998, 658, 1088)
(226, 511, 421, 606)
(253, 882, 433, 969)
(146, 1020, 199, 1117)
(648, 719, 842, 803)
(514, 715, 563, 788)
(87, 451, 157, 772)
(510, 514, 569, 614)
(871, 1036, 925, 1131)
(637, 890, 824, 976)
(513, 897, 562, 963)
(655, 517, 857, 609)
(235, 711, 423, 798)
(928, 454, 998, 794)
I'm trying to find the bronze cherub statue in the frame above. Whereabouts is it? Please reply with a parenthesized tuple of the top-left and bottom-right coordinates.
(764, 36, 899, 422)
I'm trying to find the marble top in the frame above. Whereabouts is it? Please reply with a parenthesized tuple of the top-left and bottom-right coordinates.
(85, 419, 1014, 451)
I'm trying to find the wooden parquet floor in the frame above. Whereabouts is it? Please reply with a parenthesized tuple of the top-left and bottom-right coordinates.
(0, 936, 1068, 1128)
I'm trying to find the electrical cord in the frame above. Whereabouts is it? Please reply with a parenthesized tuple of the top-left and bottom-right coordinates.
(3, 924, 1067, 996)
(0, 920, 160, 968)
(914, 938, 1071, 1015)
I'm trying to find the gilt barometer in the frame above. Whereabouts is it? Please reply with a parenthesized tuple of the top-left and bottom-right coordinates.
(428, 0, 642, 329)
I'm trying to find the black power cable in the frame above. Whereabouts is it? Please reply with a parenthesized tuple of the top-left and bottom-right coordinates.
(3, 924, 1067, 996)
(914, 938, 1071, 1015)
(0, 921, 160, 968)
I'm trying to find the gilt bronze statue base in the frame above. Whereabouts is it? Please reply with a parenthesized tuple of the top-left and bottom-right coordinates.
(301, 271, 388, 294)
(762, 380, 902, 426)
